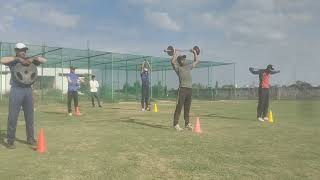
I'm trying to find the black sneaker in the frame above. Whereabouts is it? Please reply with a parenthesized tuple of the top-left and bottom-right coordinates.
(99, 105, 102, 108)
(27, 139, 37, 146)
(6, 142, 16, 149)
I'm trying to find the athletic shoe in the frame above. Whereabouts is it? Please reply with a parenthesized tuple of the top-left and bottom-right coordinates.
(258, 117, 264, 122)
(263, 117, 269, 121)
(6, 142, 16, 149)
(174, 124, 183, 131)
(185, 123, 194, 131)
(27, 139, 37, 146)
(141, 108, 145, 112)
(68, 113, 72, 116)
(99, 105, 102, 108)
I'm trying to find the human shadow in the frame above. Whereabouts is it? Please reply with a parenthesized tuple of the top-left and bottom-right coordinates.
(202, 113, 244, 120)
(0, 131, 33, 148)
(121, 118, 169, 129)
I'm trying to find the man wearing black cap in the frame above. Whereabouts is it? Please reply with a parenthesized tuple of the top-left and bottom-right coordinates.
(67, 66, 84, 116)
(140, 61, 150, 111)
(249, 65, 280, 122)
(171, 49, 199, 131)
(0, 43, 46, 149)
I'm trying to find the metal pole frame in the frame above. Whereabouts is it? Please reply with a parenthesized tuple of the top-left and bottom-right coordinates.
(0, 41, 2, 101)
(111, 53, 114, 102)
(61, 49, 64, 102)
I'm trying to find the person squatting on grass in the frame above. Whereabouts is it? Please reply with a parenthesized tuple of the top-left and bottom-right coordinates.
(141, 61, 150, 111)
(0, 43, 47, 149)
(90, 75, 102, 108)
(249, 65, 280, 122)
(67, 66, 84, 116)
(171, 48, 199, 131)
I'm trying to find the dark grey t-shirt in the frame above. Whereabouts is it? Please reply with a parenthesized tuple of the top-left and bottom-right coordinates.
(8, 59, 39, 88)
(173, 62, 193, 88)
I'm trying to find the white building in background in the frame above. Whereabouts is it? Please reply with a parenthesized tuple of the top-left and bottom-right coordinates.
(0, 65, 91, 94)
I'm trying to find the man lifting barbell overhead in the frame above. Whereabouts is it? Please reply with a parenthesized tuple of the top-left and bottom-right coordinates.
(169, 46, 200, 131)
(0, 43, 47, 149)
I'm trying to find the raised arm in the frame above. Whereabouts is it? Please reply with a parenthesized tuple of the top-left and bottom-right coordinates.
(0, 56, 19, 65)
(33, 56, 47, 64)
(171, 50, 178, 70)
(270, 70, 280, 75)
(191, 49, 199, 68)
(141, 63, 144, 74)
(249, 67, 262, 75)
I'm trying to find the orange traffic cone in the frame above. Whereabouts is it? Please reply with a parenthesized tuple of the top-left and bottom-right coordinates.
(37, 128, 46, 153)
(75, 106, 81, 116)
(194, 117, 202, 134)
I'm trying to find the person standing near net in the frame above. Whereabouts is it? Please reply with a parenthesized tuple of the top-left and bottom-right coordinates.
(249, 65, 280, 122)
(141, 61, 150, 111)
(171, 49, 199, 131)
(67, 66, 84, 116)
(0, 43, 47, 149)
(90, 75, 102, 107)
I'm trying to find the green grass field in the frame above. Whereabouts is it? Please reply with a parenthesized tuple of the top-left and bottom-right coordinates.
(0, 100, 319, 180)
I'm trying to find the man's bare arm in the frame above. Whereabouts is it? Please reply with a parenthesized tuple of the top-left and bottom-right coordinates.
(0, 57, 20, 65)
(171, 50, 178, 70)
(191, 49, 199, 68)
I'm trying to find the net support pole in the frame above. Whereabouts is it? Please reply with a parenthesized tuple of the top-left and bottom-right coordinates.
(150, 57, 153, 99)
(0, 41, 2, 101)
(87, 41, 91, 79)
(165, 69, 167, 99)
(111, 54, 114, 102)
(233, 63, 236, 99)
(54, 64, 57, 89)
(41, 43, 45, 103)
(126, 60, 128, 100)
(61, 49, 64, 102)
(136, 65, 138, 100)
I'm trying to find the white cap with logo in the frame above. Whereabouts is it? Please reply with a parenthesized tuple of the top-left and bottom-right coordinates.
(15, 43, 28, 50)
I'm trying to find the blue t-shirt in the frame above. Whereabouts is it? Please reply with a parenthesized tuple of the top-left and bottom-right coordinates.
(67, 73, 80, 92)
(141, 71, 149, 87)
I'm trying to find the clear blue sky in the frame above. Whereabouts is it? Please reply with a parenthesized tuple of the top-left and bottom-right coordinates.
(1, 0, 319, 87)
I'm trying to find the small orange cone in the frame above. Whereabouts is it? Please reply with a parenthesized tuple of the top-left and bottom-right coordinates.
(194, 117, 202, 134)
(75, 106, 81, 116)
(37, 128, 46, 153)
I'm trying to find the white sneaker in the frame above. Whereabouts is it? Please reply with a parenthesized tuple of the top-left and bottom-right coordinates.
(263, 117, 269, 121)
(141, 108, 145, 112)
(68, 113, 72, 116)
(258, 117, 264, 122)
(174, 124, 183, 131)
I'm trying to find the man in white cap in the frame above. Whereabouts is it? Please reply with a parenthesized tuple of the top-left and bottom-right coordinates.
(0, 43, 46, 149)
(141, 61, 150, 111)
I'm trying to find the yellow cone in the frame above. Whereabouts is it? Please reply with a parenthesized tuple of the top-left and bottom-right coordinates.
(154, 103, 158, 113)
(269, 110, 274, 123)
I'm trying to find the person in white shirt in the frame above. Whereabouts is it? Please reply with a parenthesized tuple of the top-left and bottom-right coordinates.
(89, 75, 102, 107)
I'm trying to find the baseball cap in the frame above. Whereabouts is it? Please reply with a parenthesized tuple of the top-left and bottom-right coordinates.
(144, 68, 148, 71)
(15, 43, 28, 50)
(267, 64, 274, 70)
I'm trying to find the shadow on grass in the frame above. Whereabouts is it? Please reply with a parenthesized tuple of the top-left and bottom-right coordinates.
(121, 118, 169, 129)
(202, 113, 244, 120)
(0, 131, 35, 150)
(41, 111, 67, 115)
